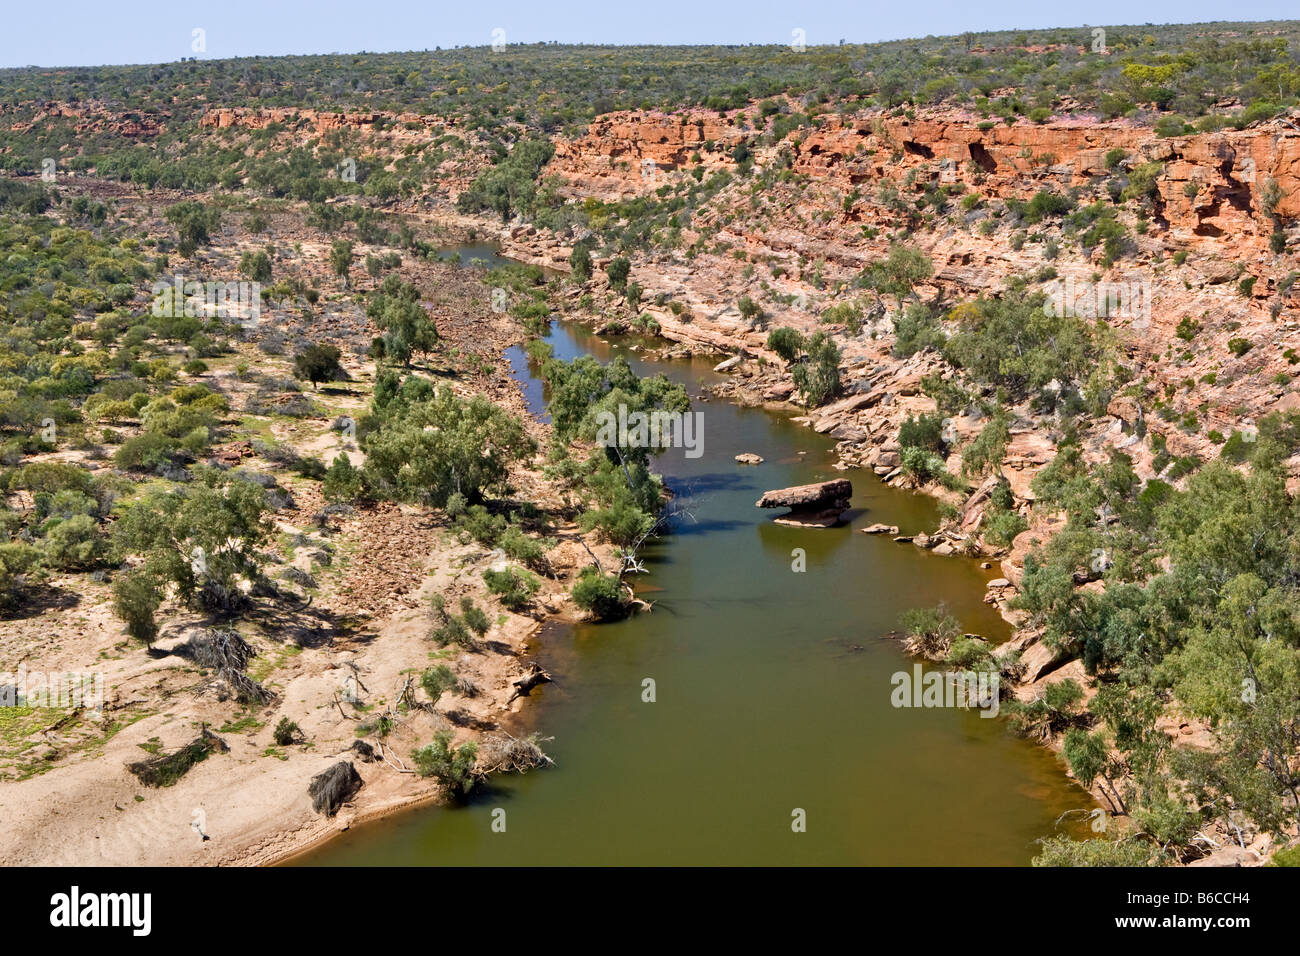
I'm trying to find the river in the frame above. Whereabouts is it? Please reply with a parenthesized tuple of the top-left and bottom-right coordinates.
(298, 260, 1089, 866)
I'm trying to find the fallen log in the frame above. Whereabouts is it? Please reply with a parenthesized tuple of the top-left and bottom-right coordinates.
(127, 725, 228, 788)
(507, 662, 552, 704)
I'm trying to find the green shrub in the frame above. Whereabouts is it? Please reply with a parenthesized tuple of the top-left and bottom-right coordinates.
(41, 515, 103, 570)
(128, 735, 221, 788)
(1033, 835, 1163, 867)
(570, 567, 627, 621)
(420, 664, 457, 706)
(605, 256, 631, 291)
(892, 304, 945, 357)
(294, 343, 344, 389)
(899, 413, 947, 454)
(362, 381, 535, 507)
(898, 604, 961, 656)
(961, 414, 1010, 477)
(499, 524, 553, 572)
(1022, 190, 1072, 222)
(273, 718, 301, 746)
(429, 594, 491, 646)
(239, 250, 273, 282)
(766, 326, 805, 363)
(820, 301, 863, 334)
(943, 293, 1096, 400)
(0, 542, 41, 612)
(482, 567, 539, 611)
(569, 244, 593, 281)
(456, 137, 554, 222)
(901, 445, 948, 483)
(1154, 115, 1188, 137)
(790, 332, 841, 407)
(322, 453, 363, 502)
(1219, 430, 1254, 463)
(412, 730, 478, 798)
(113, 432, 179, 470)
(460, 599, 490, 635)
(454, 504, 506, 545)
(1271, 845, 1300, 867)
(112, 571, 162, 645)
(983, 508, 1028, 549)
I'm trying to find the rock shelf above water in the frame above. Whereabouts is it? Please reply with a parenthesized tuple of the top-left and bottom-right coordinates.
(755, 479, 852, 528)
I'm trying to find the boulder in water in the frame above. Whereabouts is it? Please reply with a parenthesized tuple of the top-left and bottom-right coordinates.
(756, 479, 852, 528)
(861, 523, 899, 535)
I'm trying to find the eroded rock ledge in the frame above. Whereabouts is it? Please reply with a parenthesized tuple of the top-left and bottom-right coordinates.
(756, 479, 853, 527)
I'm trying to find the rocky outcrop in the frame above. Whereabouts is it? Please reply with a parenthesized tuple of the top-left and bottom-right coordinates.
(756, 479, 852, 527)
(7, 102, 166, 138)
(550, 110, 752, 200)
(198, 106, 453, 135)
(860, 523, 899, 535)
(756, 478, 852, 509)
(547, 106, 1300, 252)
(791, 111, 1300, 235)
(466, 100, 1300, 864)
(525, 104, 1300, 519)
(470, 100, 1300, 612)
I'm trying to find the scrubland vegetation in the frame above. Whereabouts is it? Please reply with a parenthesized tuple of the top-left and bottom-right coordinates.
(2, 18, 1300, 866)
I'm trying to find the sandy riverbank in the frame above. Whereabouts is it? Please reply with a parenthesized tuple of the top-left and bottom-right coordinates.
(0, 222, 618, 866)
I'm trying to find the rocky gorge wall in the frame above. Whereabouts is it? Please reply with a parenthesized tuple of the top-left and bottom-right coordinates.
(528, 106, 1300, 478)
(550, 106, 1300, 244)
(490, 107, 1300, 862)
(474, 107, 1300, 770)
(513, 108, 1300, 487)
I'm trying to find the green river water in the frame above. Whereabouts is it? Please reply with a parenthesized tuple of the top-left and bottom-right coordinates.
(299, 263, 1089, 865)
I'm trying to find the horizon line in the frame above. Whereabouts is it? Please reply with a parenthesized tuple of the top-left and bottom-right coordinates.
(2, 17, 1296, 74)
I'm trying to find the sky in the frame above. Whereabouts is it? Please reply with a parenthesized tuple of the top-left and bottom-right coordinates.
(0, 0, 1296, 69)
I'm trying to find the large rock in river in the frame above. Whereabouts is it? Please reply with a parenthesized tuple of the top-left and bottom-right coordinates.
(756, 479, 852, 528)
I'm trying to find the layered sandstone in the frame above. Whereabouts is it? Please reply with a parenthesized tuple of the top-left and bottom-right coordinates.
(548, 107, 1300, 249)
(756, 479, 853, 527)
(549, 109, 752, 200)
(197, 106, 455, 135)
